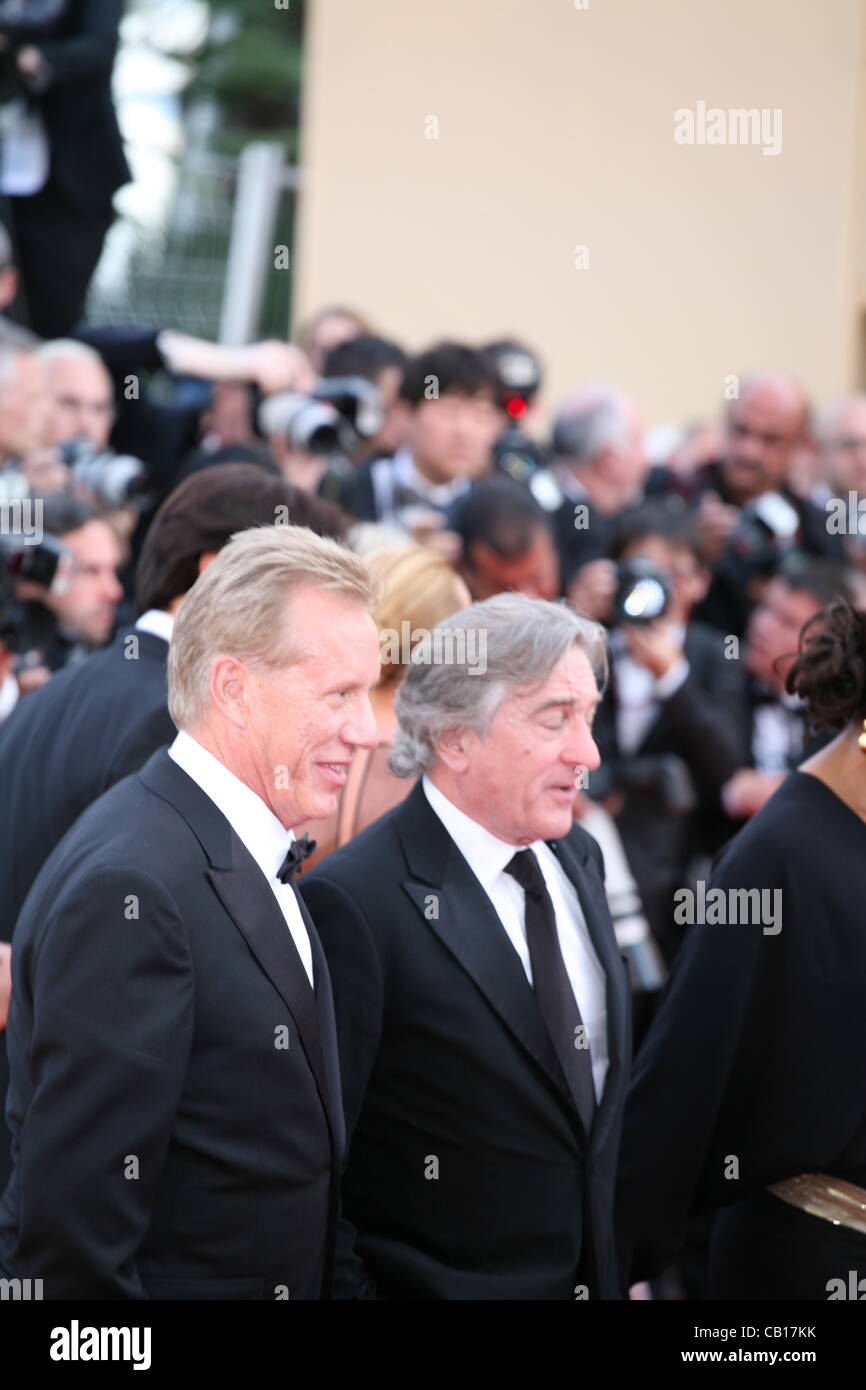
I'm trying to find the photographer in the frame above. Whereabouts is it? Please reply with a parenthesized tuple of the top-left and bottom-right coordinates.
(662, 374, 844, 637)
(1, 0, 130, 339)
(8, 491, 122, 675)
(348, 340, 501, 533)
(530, 385, 649, 618)
(589, 505, 747, 962)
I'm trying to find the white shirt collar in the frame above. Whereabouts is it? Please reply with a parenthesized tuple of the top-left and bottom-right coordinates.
(391, 447, 471, 507)
(135, 609, 175, 643)
(168, 729, 294, 883)
(422, 773, 540, 889)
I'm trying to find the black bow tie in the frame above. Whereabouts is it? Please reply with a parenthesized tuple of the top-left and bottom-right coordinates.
(277, 833, 317, 883)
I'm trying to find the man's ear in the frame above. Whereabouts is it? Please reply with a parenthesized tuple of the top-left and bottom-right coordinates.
(433, 724, 472, 774)
(208, 654, 249, 730)
(197, 550, 218, 575)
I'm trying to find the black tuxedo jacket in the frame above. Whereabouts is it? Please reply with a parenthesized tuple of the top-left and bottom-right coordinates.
(300, 781, 632, 1300)
(35, 0, 131, 213)
(0, 627, 176, 947)
(0, 750, 343, 1300)
(590, 622, 747, 950)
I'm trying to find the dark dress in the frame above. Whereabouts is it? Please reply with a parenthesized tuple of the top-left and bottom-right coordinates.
(617, 770, 866, 1299)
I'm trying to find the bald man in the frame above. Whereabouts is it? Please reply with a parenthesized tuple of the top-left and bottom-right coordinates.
(38, 340, 115, 451)
(661, 374, 844, 636)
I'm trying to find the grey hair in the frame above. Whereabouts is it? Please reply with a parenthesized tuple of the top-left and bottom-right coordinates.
(552, 385, 630, 465)
(389, 593, 607, 778)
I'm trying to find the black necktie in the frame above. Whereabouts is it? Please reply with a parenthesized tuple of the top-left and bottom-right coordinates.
(277, 833, 317, 883)
(505, 848, 596, 1135)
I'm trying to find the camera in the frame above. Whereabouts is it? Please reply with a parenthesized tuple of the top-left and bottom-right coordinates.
(57, 439, 150, 510)
(0, 529, 65, 590)
(727, 490, 801, 579)
(485, 340, 545, 481)
(259, 376, 384, 458)
(613, 558, 671, 625)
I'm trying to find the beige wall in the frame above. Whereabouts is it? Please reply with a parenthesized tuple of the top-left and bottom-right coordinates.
(294, 0, 866, 430)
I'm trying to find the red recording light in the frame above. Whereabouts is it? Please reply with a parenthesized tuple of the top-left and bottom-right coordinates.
(505, 396, 527, 420)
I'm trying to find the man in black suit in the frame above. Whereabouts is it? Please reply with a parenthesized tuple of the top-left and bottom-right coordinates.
(528, 385, 649, 616)
(0, 522, 381, 1298)
(657, 374, 844, 637)
(4, 0, 131, 338)
(301, 593, 631, 1299)
(0, 463, 349, 1195)
(588, 507, 748, 963)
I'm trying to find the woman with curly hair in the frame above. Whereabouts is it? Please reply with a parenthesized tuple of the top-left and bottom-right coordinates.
(618, 596, 866, 1299)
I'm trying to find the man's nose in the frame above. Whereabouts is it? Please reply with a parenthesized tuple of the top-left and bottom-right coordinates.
(105, 571, 123, 602)
(564, 722, 601, 774)
(344, 696, 379, 750)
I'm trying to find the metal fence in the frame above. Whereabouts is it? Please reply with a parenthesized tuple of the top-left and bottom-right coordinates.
(87, 144, 297, 343)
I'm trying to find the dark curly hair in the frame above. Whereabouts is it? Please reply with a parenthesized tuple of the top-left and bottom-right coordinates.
(785, 597, 866, 731)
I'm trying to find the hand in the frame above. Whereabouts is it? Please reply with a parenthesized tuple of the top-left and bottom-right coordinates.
(621, 620, 683, 679)
(721, 768, 786, 819)
(696, 490, 738, 564)
(0, 942, 11, 1031)
(244, 341, 316, 396)
(567, 558, 617, 622)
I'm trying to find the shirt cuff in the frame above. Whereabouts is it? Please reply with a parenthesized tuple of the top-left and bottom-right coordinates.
(655, 656, 689, 698)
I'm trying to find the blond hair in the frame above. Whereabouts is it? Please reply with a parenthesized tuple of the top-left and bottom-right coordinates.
(369, 544, 469, 686)
(168, 524, 376, 728)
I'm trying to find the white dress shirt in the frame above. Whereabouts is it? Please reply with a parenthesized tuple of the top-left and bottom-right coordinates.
(168, 729, 314, 986)
(135, 608, 175, 644)
(370, 447, 471, 525)
(422, 775, 609, 1100)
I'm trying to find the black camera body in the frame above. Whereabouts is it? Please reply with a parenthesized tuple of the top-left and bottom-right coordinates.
(613, 559, 671, 626)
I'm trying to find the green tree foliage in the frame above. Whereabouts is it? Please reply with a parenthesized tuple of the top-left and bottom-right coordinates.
(189, 0, 305, 157)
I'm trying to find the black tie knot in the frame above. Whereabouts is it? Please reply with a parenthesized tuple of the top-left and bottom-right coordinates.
(504, 848, 546, 899)
(277, 832, 317, 883)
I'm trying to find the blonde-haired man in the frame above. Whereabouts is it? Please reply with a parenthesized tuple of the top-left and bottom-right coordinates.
(0, 525, 381, 1300)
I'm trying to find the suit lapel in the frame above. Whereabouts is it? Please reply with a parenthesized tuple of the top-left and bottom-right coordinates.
(139, 750, 337, 1141)
(207, 853, 336, 1140)
(395, 784, 584, 1136)
(293, 886, 346, 1158)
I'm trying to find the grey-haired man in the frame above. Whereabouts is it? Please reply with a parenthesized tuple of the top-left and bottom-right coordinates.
(301, 593, 632, 1300)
